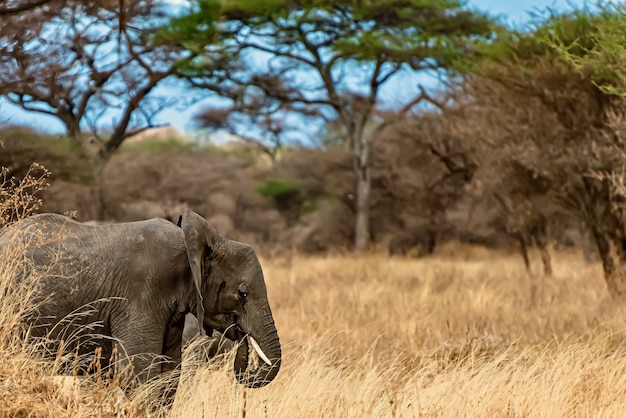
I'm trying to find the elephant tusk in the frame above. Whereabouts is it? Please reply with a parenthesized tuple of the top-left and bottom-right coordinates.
(249, 336, 272, 366)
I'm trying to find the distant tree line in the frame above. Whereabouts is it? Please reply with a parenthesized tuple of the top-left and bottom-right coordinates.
(4, 0, 626, 299)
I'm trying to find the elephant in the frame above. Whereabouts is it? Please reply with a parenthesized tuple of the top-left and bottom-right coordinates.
(0, 209, 281, 388)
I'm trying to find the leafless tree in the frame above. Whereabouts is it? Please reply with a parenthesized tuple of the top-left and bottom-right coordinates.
(0, 1, 198, 220)
(0, 0, 194, 164)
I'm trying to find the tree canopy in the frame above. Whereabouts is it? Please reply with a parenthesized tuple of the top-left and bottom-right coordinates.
(543, 2, 626, 96)
(161, 0, 499, 250)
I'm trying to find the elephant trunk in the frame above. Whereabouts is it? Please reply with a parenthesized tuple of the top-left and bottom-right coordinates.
(233, 311, 281, 388)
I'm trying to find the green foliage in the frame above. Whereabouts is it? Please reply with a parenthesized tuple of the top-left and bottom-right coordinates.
(161, 0, 503, 89)
(178, 0, 499, 68)
(154, 0, 221, 53)
(543, 3, 626, 96)
(256, 178, 302, 198)
(471, 2, 626, 95)
(256, 177, 318, 222)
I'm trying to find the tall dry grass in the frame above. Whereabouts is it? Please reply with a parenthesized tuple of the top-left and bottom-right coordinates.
(2, 176, 626, 416)
(167, 249, 626, 418)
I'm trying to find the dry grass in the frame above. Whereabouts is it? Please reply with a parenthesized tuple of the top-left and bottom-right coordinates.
(168, 249, 626, 418)
(0, 163, 50, 229)
(2, 242, 626, 417)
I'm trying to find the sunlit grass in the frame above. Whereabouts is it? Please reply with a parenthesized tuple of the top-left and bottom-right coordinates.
(2, 244, 626, 417)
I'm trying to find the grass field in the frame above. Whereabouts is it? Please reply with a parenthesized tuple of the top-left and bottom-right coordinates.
(2, 244, 626, 417)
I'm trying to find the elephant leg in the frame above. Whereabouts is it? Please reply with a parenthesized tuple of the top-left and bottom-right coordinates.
(162, 322, 184, 373)
(157, 322, 185, 404)
(110, 316, 164, 386)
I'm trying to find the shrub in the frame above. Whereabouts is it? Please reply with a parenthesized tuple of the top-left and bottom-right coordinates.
(256, 178, 302, 199)
(256, 178, 313, 225)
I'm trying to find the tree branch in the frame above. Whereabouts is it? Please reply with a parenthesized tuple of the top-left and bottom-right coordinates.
(5, 93, 58, 117)
(0, 0, 55, 15)
(371, 85, 440, 141)
(238, 39, 316, 67)
(100, 70, 171, 160)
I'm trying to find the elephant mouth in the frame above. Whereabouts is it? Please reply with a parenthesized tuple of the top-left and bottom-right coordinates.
(203, 312, 281, 387)
(203, 313, 238, 336)
(222, 322, 244, 341)
(215, 322, 272, 367)
(220, 324, 269, 361)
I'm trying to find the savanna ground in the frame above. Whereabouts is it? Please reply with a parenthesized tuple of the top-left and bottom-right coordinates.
(1, 242, 625, 417)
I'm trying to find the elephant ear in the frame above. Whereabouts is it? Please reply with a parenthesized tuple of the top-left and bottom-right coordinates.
(181, 208, 219, 337)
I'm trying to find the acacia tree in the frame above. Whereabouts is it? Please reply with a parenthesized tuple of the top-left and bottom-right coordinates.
(166, 0, 496, 251)
(467, 6, 626, 297)
(0, 0, 196, 164)
(545, 2, 626, 291)
(0, 0, 204, 220)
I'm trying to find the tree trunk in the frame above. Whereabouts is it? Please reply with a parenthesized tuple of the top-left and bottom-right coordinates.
(351, 122, 371, 252)
(537, 242, 553, 277)
(63, 119, 81, 142)
(517, 232, 531, 274)
(581, 226, 598, 263)
(90, 157, 107, 221)
(61, 124, 107, 221)
(592, 228, 626, 299)
(426, 228, 437, 254)
(534, 226, 553, 277)
(354, 164, 370, 252)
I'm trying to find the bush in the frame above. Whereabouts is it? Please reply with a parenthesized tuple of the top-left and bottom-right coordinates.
(256, 178, 302, 198)
(256, 178, 313, 225)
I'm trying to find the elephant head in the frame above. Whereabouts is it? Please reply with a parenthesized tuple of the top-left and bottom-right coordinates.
(180, 209, 281, 388)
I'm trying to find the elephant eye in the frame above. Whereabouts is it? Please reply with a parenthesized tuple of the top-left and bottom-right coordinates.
(239, 290, 248, 300)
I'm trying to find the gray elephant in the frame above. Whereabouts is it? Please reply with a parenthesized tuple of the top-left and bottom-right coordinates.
(0, 209, 281, 388)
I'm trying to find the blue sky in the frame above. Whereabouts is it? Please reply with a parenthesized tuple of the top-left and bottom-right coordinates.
(473, 0, 586, 25)
(0, 0, 589, 135)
